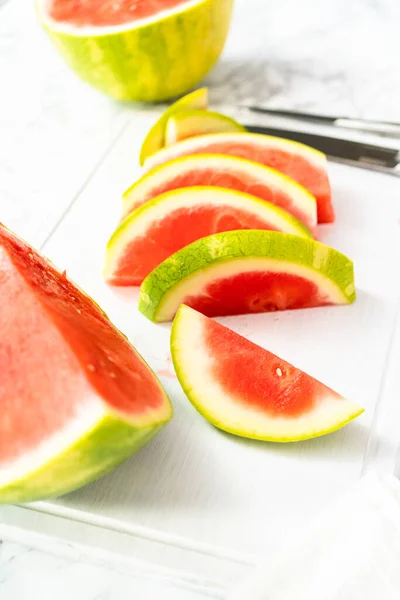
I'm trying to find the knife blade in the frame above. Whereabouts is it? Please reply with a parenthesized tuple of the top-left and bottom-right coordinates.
(245, 124, 400, 177)
(244, 106, 400, 138)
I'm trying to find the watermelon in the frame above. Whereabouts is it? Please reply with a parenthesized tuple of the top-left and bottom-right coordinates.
(138, 230, 355, 322)
(143, 132, 334, 223)
(140, 88, 208, 165)
(165, 109, 246, 146)
(171, 305, 364, 442)
(122, 154, 318, 231)
(37, 0, 233, 102)
(0, 223, 172, 503)
(105, 186, 312, 286)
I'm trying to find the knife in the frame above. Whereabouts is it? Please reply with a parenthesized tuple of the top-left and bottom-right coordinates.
(244, 124, 400, 177)
(244, 106, 400, 138)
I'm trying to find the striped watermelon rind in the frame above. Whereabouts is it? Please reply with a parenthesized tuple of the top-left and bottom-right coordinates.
(37, 0, 233, 102)
(0, 413, 169, 504)
(138, 230, 356, 322)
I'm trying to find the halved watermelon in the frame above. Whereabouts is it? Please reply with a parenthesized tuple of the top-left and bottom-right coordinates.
(139, 230, 355, 322)
(171, 305, 364, 442)
(122, 154, 318, 231)
(0, 223, 172, 503)
(143, 132, 334, 223)
(165, 109, 245, 146)
(105, 186, 312, 286)
(140, 88, 208, 165)
(38, 0, 233, 102)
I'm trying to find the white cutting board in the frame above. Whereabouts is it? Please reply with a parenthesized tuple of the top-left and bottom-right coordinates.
(2, 111, 400, 596)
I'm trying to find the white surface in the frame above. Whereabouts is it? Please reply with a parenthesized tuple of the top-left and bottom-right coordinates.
(231, 474, 400, 599)
(1, 0, 400, 598)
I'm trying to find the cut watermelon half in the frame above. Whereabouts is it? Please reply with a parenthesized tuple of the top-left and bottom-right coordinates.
(165, 109, 245, 146)
(140, 88, 208, 165)
(122, 154, 318, 231)
(105, 186, 312, 286)
(39, 0, 233, 102)
(171, 305, 364, 442)
(0, 223, 172, 503)
(139, 230, 356, 322)
(143, 132, 334, 223)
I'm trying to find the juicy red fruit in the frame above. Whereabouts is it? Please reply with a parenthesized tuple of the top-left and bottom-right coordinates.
(205, 318, 329, 417)
(50, 0, 191, 27)
(111, 205, 281, 286)
(0, 224, 165, 465)
(182, 270, 331, 318)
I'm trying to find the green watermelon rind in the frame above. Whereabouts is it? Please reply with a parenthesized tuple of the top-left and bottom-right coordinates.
(138, 230, 356, 322)
(171, 307, 364, 443)
(38, 0, 233, 103)
(140, 88, 208, 165)
(0, 415, 168, 504)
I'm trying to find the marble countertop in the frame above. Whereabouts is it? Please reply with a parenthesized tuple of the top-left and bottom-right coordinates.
(1, 0, 400, 597)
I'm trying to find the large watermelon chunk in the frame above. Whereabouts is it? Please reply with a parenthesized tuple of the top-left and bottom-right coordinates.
(122, 154, 318, 231)
(38, 0, 233, 102)
(0, 224, 172, 503)
(171, 305, 364, 442)
(144, 132, 334, 223)
(138, 230, 355, 322)
(105, 186, 312, 286)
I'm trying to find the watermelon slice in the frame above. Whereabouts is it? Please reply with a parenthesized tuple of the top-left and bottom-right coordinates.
(140, 88, 208, 165)
(105, 186, 312, 286)
(143, 132, 334, 223)
(38, 1, 233, 102)
(0, 223, 172, 503)
(122, 154, 318, 231)
(171, 305, 364, 442)
(138, 230, 355, 322)
(165, 110, 245, 146)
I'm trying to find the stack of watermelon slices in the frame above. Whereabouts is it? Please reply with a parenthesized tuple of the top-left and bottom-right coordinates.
(104, 88, 353, 323)
(102, 89, 362, 446)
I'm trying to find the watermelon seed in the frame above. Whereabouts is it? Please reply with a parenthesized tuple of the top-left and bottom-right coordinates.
(276, 368, 282, 377)
(88, 364, 96, 372)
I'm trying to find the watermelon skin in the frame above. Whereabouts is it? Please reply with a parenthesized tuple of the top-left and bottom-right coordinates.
(0, 223, 172, 503)
(39, 0, 234, 102)
(171, 305, 364, 442)
(0, 418, 163, 504)
(138, 230, 356, 322)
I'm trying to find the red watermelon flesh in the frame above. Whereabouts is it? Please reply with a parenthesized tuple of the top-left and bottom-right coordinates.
(170, 305, 364, 442)
(181, 270, 331, 318)
(0, 224, 169, 467)
(206, 314, 328, 417)
(49, 0, 190, 27)
(144, 133, 334, 223)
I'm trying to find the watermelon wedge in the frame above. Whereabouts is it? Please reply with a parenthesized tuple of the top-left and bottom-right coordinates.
(143, 132, 334, 223)
(0, 223, 172, 503)
(171, 305, 364, 442)
(105, 186, 312, 286)
(122, 154, 318, 231)
(140, 88, 208, 165)
(165, 110, 245, 146)
(38, 0, 233, 102)
(138, 230, 355, 322)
